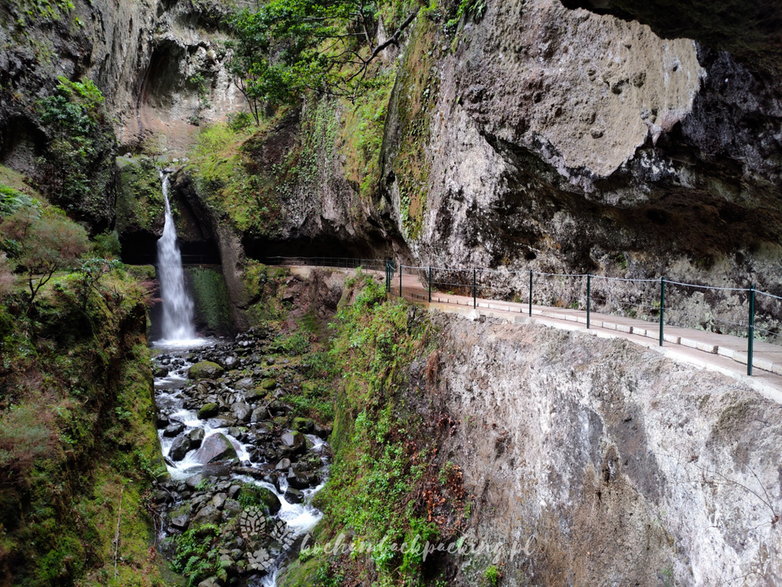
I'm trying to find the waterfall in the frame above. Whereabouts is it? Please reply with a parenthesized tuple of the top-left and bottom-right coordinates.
(156, 171, 197, 342)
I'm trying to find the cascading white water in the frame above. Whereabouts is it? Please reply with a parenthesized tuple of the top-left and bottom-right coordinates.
(156, 172, 197, 342)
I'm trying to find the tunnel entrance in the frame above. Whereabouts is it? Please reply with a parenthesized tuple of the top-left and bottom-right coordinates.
(120, 232, 222, 266)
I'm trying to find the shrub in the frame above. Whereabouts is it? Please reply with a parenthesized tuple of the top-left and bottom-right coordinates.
(484, 564, 502, 586)
(0, 207, 89, 311)
(91, 230, 121, 258)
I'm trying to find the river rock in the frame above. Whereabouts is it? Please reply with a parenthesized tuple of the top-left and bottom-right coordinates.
(163, 420, 186, 437)
(238, 485, 281, 515)
(259, 378, 276, 390)
(211, 492, 227, 510)
(250, 407, 267, 423)
(232, 402, 251, 423)
(284, 487, 304, 504)
(292, 417, 315, 433)
(170, 512, 190, 530)
(189, 361, 224, 379)
(169, 434, 194, 461)
(198, 402, 220, 419)
(192, 503, 222, 526)
(275, 458, 291, 471)
(188, 427, 205, 449)
(234, 377, 254, 390)
(194, 433, 238, 464)
(280, 430, 306, 455)
(286, 471, 316, 490)
(244, 388, 265, 402)
(221, 355, 238, 368)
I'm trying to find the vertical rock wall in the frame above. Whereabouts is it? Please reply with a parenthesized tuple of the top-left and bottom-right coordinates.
(428, 313, 782, 584)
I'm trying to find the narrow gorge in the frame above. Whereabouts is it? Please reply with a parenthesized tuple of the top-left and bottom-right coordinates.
(0, 0, 780, 585)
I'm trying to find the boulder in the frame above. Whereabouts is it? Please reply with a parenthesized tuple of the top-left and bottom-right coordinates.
(163, 420, 186, 437)
(211, 492, 227, 510)
(275, 458, 292, 471)
(244, 388, 265, 402)
(169, 434, 194, 461)
(292, 417, 316, 434)
(188, 427, 205, 449)
(280, 430, 306, 455)
(189, 361, 224, 379)
(232, 402, 251, 423)
(250, 407, 267, 423)
(192, 503, 222, 526)
(221, 356, 238, 368)
(234, 377, 254, 390)
(237, 484, 281, 515)
(194, 433, 238, 465)
(286, 471, 316, 490)
(259, 378, 277, 390)
(198, 403, 220, 419)
(284, 487, 304, 504)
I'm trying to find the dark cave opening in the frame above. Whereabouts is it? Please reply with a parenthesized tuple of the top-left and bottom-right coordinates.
(120, 231, 221, 265)
(141, 40, 187, 108)
(242, 234, 389, 265)
(0, 117, 47, 176)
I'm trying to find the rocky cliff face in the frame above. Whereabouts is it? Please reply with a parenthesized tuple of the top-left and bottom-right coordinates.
(381, 0, 782, 292)
(426, 312, 782, 584)
(0, 0, 246, 230)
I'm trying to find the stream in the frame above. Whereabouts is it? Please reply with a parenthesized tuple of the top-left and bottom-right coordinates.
(149, 172, 329, 585)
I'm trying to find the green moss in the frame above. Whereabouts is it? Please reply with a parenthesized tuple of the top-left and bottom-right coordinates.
(186, 266, 233, 334)
(197, 402, 220, 419)
(339, 72, 395, 201)
(186, 121, 280, 236)
(388, 16, 440, 239)
(241, 261, 289, 324)
(288, 274, 445, 585)
(237, 483, 281, 515)
(115, 155, 164, 234)
(0, 266, 170, 584)
(188, 361, 224, 379)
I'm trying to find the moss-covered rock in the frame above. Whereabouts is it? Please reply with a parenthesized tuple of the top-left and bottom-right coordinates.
(115, 155, 165, 236)
(259, 377, 277, 390)
(237, 483, 281, 515)
(197, 402, 220, 419)
(189, 361, 224, 379)
(0, 265, 170, 584)
(186, 266, 233, 335)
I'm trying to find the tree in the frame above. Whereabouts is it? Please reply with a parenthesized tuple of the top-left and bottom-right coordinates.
(0, 209, 89, 312)
(227, 0, 421, 121)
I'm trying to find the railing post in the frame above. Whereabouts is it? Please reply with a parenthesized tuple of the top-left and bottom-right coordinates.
(586, 274, 591, 329)
(528, 270, 533, 317)
(472, 269, 477, 309)
(659, 277, 666, 346)
(385, 260, 391, 292)
(748, 284, 755, 376)
(399, 263, 403, 297)
(428, 266, 432, 303)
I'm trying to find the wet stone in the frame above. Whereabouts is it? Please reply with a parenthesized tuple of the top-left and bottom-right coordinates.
(163, 420, 186, 437)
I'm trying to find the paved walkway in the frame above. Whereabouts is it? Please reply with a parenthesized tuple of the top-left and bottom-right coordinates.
(288, 266, 782, 403)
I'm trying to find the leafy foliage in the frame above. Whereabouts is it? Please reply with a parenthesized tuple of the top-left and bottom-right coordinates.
(0, 207, 89, 312)
(172, 524, 221, 585)
(0, 184, 38, 217)
(35, 76, 116, 227)
(227, 0, 420, 118)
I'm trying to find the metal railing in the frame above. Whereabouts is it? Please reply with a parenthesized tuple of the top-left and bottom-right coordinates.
(261, 256, 387, 271)
(259, 256, 782, 376)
